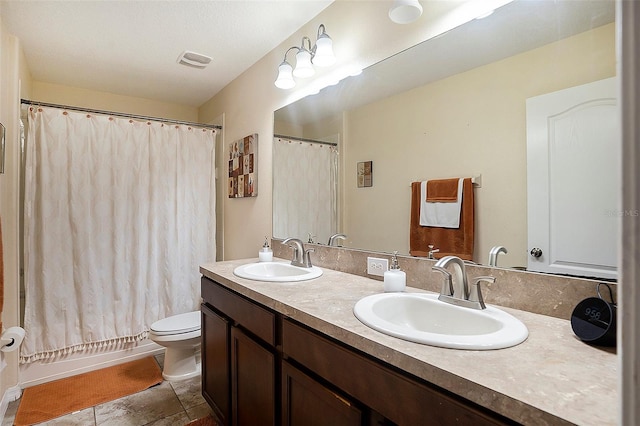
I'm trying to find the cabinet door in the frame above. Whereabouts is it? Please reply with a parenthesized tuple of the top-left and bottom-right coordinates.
(231, 327, 276, 426)
(282, 361, 362, 426)
(201, 304, 231, 425)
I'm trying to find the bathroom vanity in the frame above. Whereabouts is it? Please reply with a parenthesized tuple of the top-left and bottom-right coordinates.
(200, 259, 617, 426)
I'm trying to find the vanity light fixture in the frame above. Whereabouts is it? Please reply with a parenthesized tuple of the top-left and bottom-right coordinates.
(389, 0, 423, 24)
(274, 24, 336, 89)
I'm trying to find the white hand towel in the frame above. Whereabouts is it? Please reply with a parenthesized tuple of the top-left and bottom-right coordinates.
(419, 178, 464, 228)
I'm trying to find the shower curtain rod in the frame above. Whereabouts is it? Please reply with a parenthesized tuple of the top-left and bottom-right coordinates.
(21, 99, 222, 130)
(274, 134, 337, 147)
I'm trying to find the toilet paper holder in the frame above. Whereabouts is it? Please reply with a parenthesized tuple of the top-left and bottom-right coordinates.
(0, 326, 26, 352)
(1, 335, 17, 349)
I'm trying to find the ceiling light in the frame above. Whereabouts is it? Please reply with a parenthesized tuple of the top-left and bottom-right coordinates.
(475, 10, 495, 20)
(389, 0, 423, 24)
(274, 24, 336, 89)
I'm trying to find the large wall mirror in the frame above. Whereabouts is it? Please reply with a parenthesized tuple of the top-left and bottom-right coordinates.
(273, 0, 616, 272)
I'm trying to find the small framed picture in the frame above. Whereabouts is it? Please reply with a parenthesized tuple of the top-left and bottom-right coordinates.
(357, 161, 373, 188)
(228, 133, 257, 198)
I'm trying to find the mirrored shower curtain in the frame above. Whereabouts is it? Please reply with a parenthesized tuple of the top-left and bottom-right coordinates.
(21, 105, 217, 363)
(273, 137, 338, 243)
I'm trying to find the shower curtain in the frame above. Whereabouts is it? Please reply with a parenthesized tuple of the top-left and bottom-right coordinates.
(273, 137, 338, 243)
(21, 106, 217, 363)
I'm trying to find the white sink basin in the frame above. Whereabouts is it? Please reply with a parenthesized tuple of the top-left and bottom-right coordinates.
(233, 261, 323, 282)
(353, 292, 528, 350)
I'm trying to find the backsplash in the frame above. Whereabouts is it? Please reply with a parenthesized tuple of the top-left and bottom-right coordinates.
(272, 239, 616, 321)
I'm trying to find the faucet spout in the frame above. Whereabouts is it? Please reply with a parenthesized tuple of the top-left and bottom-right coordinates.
(282, 238, 306, 267)
(328, 233, 347, 246)
(432, 255, 488, 310)
(488, 246, 508, 267)
(433, 256, 469, 300)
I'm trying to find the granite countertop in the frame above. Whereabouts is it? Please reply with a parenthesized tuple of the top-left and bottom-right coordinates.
(200, 258, 617, 426)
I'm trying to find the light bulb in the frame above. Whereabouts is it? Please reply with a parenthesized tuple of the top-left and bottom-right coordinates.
(313, 35, 335, 67)
(274, 61, 295, 89)
(293, 49, 315, 78)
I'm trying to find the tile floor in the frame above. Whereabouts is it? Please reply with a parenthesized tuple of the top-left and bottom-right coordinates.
(2, 354, 212, 426)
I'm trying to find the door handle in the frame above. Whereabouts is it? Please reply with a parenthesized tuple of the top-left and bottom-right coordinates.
(530, 248, 543, 258)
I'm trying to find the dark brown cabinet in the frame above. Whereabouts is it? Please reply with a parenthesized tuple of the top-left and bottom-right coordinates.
(282, 319, 510, 426)
(282, 361, 362, 426)
(201, 276, 514, 426)
(201, 304, 230, 424)
(231, 326, 276, 426)
(201, 277, 277, 426)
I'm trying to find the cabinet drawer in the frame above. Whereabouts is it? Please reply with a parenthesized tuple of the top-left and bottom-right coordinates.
(282, 319, 508, 426)
(202, 277, 276, 346)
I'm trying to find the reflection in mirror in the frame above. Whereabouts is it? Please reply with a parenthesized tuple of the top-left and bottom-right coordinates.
(273, 0, 616, 272)
(272, 135, 339, 245)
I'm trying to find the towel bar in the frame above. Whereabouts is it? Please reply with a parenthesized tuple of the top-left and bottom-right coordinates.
(412, 174, 482, 188)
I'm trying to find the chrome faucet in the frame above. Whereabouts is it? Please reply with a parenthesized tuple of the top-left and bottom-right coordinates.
(432, 255, 494, 310)
(427, 244, 440, 260)
(488, 246, 508, 267)
(327, 233, 347, 246)
(282, 237, 314, 268)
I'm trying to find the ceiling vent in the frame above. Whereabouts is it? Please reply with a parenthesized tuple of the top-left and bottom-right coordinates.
(177, 51, 212, 69)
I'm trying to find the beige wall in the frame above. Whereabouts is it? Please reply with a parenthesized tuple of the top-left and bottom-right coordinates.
(30, 81, 198, 122)
(200, 0, 511, 260)
(344, 23, 615, 267)
(0, 15, 27, 405)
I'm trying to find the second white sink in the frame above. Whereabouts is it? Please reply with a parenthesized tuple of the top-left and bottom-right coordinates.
(353, 292, 528, 350)
(233, 261, 323, 282)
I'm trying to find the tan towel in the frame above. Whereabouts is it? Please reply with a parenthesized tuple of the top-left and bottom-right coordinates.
(409, 178, 474, 260)
(426, 178, 459, 202)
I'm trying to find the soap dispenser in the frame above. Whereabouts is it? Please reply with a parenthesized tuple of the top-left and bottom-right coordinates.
(259, 237, 273, 262)
(384, 251, 406, 292)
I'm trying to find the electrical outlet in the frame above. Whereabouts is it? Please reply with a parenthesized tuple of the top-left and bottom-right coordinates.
(367, 257, 389, 277)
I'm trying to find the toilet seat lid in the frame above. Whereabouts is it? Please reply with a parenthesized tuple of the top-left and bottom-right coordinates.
(151, 311, 200, 335)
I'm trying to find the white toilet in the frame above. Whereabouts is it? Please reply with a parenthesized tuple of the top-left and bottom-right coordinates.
(149, 310, 201, 381)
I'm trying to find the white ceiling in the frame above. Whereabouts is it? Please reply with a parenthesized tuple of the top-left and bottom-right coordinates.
(0, 0, 333, 107)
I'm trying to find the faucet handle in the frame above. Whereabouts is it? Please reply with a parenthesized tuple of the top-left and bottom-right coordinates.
(469, 276, 495, 310)
(432, 265, 454, 297)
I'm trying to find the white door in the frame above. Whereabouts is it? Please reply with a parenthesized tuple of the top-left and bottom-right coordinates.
(526, 77, 619, 280)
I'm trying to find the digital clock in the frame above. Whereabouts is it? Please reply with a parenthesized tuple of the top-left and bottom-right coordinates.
(570, 296, 616, 347)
